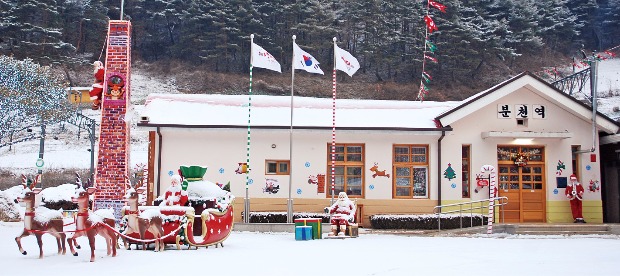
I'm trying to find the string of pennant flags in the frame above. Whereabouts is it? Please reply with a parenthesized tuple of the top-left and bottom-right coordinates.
(535, 44, 619, 81)
(418, 0, 447, 101)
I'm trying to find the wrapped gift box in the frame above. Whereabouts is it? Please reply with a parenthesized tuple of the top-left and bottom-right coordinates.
(295, 226, 312, 241)
(294, 218, 322, 239)
(347, 224, 359, 237)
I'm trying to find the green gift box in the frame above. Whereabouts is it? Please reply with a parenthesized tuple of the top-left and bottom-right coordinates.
(294, 218, 322, 239)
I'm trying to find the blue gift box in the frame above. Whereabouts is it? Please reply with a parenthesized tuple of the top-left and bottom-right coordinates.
(295, 226, 312, 241)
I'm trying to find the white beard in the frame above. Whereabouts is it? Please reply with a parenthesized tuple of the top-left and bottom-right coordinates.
(168, 184, 181, 194)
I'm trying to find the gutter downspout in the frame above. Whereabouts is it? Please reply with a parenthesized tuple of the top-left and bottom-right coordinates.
(575, 57, 598, 155)
(156, 127, 163, 196)
(437, 130, 446, 207)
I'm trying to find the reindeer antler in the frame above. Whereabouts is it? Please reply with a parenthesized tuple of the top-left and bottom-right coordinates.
(84, 173, 94, 188)
(75, 172, 83, 189)
(124, 174, 133, 190)
(31, 174, 40, 190)
(21, 174, 27, 188)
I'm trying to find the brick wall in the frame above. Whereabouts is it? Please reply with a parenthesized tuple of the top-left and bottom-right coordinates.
(95, 20, 132, 202)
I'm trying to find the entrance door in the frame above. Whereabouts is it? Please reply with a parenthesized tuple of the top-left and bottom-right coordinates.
(497, 146, 546, 223)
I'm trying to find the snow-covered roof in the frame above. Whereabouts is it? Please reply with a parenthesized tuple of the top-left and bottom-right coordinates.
(138, 94, 459, 130)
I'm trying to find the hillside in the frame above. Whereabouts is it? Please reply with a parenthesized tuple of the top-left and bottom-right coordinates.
(1, 58, 619, 190)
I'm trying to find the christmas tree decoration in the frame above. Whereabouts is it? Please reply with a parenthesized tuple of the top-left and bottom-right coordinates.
(589, 180, 600, 192)
(444, 163, 456, 180)
(556, 160, 565, 175)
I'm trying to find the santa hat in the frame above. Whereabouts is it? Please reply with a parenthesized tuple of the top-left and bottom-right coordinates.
(93, 61, 104, 73)
(171, 174, 182, 184)
(570, 174, 577, 180)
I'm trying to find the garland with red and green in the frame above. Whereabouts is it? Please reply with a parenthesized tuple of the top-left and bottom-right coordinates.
(418, 0, 447, 101)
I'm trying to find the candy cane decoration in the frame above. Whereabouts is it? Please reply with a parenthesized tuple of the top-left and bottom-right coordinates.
(480, 165, 496, 234)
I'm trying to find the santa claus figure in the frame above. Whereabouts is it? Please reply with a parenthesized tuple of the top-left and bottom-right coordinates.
(160, 174, 188, 206)
(88, 61, 105, 110)
(565, 174, 586, 223)
(326, 192, 356, 236)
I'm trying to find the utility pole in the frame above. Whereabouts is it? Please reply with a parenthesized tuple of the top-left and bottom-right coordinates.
(36, 121, 45, 189)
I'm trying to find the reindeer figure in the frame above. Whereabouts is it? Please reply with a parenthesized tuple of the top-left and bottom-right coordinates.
(122, 176, 165, 252)
(15, 174, 66, 259)
(370, 163, 390, 178)
(67, 173, 117, 262)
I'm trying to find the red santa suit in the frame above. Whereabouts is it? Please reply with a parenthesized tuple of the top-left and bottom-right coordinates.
(565, 174, 585, 223)
(89, 61, 104, 110)
(161, 175, 188, 206)
(327, 192, 356, 236)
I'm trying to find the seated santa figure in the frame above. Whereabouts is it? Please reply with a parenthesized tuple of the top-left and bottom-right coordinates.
(160, 174, 188, 206)
(326, 192, 356, 236)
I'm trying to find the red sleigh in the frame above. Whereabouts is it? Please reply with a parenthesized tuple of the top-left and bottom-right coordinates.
(120, 202, 234, 249)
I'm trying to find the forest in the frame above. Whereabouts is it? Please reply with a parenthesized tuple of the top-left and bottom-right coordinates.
(1, 0, 619, 100)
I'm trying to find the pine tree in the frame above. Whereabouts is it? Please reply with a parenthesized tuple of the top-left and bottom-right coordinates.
(0, 0, 76, 65)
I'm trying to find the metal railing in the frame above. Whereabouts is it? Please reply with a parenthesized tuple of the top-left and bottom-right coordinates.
(433, 197, 508, 230)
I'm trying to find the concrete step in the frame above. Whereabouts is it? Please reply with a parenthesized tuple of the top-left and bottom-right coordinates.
(516, 230, 611, 235)
(515, 224, 609, 232)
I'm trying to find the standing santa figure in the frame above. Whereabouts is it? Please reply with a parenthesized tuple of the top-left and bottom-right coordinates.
(88, 61, 105, 110)
(160, 174, 188, 206)
(326, 192, 356, 236)
(565, 174, 586, 223)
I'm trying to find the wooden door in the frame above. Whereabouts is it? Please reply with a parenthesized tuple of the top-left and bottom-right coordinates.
(497, 146, 546, 223)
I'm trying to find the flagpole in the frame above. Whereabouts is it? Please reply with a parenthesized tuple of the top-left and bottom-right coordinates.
(287, 35, 296, 223)
(331, 37, 338, 205)
(245, 34, 254, 223)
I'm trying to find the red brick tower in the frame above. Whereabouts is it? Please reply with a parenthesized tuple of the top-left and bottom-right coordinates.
(93, 20, 132, 216)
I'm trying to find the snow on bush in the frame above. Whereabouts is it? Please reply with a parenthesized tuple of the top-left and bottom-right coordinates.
(0, 191, 21, 222)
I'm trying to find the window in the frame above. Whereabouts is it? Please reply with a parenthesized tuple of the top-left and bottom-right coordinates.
(462, 145, 470, 198)
(393, 145, 429, 198)
(326, 144, 364, 197)
(571, 145, 580, 179)
(265, 160, 289, 175)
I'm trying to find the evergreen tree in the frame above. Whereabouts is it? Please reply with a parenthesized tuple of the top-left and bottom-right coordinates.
(534, 0, 581, 53)
(0, 0, 76, 65)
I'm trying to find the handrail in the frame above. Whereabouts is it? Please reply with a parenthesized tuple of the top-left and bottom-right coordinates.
(433, 197, 508, 231)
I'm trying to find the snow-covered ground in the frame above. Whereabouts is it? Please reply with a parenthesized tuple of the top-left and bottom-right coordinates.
(1, 220, 618, 275)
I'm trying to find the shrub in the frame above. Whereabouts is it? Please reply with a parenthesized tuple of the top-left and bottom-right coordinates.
(370, 214, 488, 230)
(246, 212, 331, 223)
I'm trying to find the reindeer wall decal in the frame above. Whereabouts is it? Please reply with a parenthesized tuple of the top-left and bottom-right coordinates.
(14, 174, 66, 259)
(67, 173, 118, 262)
(370, 163, 390, 178)
(121, 176, 165, 251)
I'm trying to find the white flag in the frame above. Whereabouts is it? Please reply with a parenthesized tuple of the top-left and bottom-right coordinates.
(251, 42, 281, 73)
(293, 42, 324, 75)
(335, 44, 360, 77)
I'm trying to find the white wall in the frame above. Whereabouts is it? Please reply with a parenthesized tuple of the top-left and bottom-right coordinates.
(153, 128, 442, 201)
(440, 86, 601, 202)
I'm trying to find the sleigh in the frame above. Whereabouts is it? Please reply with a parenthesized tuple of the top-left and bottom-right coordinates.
(120, 201, 234, 249)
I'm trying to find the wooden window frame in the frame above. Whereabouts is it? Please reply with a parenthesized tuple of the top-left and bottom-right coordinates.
(392, 144, 430, 199)
(265, 160, 290, 175)
(326, 143, 365, 198)
(462, 145, 471, 198)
